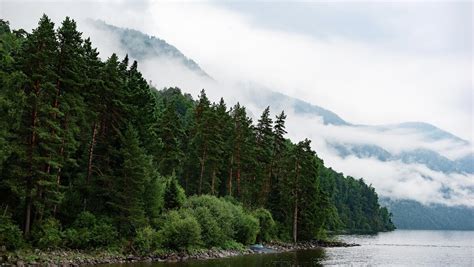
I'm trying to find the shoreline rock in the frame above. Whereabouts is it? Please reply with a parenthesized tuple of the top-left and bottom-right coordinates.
(0, 240, 358, 266)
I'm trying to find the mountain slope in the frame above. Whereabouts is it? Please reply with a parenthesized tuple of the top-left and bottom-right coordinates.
(87, 21, 474, 230)
(380, 198, 474, 230)
(89, 20, 211, 78)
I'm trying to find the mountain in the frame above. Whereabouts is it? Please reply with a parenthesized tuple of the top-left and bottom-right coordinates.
(88, 20, 211, 78)
(87, 21, 474, 230)
(380, 198, 474, 230)
(393, 121, 468, 143)
(250, 90, 473, 175)
(253, 90, 350, 126)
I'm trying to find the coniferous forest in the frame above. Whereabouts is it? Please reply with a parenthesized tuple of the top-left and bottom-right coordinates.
(0, 16, 394, 253)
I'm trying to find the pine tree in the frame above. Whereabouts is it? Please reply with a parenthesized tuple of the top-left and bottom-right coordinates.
(254, 106, 274, 206)
(80, 37, 103, 210)
(229, 103, 255, 201)
(267, 111, 287, 220)
(158, 99, 185, 176)
(109, 125, 147, 237)
(48, 17, 85, 215)
(0, 19, 27, 226)
(17, 14, 59, 235)
(214, 98, 233, 196)
(163, 176, 185, 211)
(188, 89, 213, 195)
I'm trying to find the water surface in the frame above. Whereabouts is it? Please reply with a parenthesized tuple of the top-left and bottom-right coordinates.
(99, 230, 474, 266)
(324, 230, 474, 266)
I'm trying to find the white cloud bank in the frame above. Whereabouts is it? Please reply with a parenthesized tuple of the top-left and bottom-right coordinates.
(1, 0, 472, 206)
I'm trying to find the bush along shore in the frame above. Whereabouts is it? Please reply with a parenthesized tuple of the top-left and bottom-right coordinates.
(0, 240, 359, 266)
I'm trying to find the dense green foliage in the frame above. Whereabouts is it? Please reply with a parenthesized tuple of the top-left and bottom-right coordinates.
(62, 211, 118, 249)
(0, 16, 394, 252)
(0, 215, 23, 250)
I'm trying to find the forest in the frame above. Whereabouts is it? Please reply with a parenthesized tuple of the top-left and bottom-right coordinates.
(0, 15, 394, 253)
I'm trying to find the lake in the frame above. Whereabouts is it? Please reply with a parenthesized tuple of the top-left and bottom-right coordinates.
(99, 230, 474, 266)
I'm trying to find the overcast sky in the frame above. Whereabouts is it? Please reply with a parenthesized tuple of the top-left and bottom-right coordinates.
(1, 0, 472, 141)
(1, 0, 473, 206)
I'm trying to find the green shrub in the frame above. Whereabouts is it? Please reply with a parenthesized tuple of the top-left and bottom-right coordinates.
(134, 226, 158, 254)
(184, 195, 261, 246)
(253, 208, 276, 242)
(191, 207, 224, 247)
(221, 240, 244, 250)
(275, 221, 291, 242)
(63, 211, 95, 248)
(63, 228, 84, 248)
(233, 213, 259, 245)
(163, 176, 186, 211)
(184, 195, 234, 241)
(31, 218, 62, 249)
(157, 209, 201, 251)
(92, 216, 118, 247)
(0, 215, 24, 250)
(63, 211, 118, 249)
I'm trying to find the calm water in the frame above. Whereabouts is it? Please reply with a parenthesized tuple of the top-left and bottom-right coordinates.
(100, 230, 474, 267)
(324, 230, 474, 266)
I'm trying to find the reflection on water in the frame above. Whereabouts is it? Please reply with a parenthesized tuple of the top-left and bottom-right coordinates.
(97, 230, 474, 267)
(323, 230, 474, 266)
(99, 249, 326, 267)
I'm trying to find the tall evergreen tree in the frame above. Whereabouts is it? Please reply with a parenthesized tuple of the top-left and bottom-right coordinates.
(163, 176, 185, 211)
(229, 103, 255, 201)
(158, 99, 184, 177)
(254, 106, 274, 206)
(109, 125, 147, 237)
(17, 14, 59, 235)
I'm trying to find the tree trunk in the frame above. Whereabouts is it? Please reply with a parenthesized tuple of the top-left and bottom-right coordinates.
(86, 121, 98, 184)
(25, 81, 40, 236)
(211, 167, 216, 195)
(83, 121, 98, 210)
(236, 148, 241, 197)
(45, 78, 61, 176)
(292, 160, 300, 244)
(261, 163, 273, 206)
(24, 195, 32, 236)
(228, 155, 233, 196)
(184, 171, 189, 193)
(198, 149, 207, 195)
(52, 135, 66, 215)
(293, 194, 298, 243)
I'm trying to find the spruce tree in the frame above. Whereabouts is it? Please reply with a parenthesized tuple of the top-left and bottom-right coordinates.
(163, 176, 185, 211)
(17, 14, 59, 235)
(110, 125, 147, 237)
(158, 99, 185, 176)
(254, 106, 274, 206)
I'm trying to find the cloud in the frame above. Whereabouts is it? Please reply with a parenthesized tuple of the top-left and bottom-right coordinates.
(2, 1, 470, 140)
(1, 0, 472, 206)
(279, 111, 474, 207)
(133, 1, 472, 142)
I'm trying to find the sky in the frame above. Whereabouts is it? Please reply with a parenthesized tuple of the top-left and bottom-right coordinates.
(1, 0, 473, 206)
(1, 0, 472, 141)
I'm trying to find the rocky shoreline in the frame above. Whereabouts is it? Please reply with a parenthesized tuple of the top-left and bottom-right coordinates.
(0, 240, 359, 266)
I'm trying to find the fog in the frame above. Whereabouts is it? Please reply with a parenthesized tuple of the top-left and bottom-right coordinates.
(1, 0, 472, 207)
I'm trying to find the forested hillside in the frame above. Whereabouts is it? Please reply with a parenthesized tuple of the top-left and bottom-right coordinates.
(90, 18, 474, 231)
(381, 198, 474, 230)
(0, 16, 394, 253)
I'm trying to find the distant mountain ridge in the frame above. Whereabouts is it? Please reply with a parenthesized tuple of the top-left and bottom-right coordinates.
(88, 21, 474, 230)
(250, 91, 473, 175)
(89, 20, 211, 78)
(380, 198, 474, 230)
